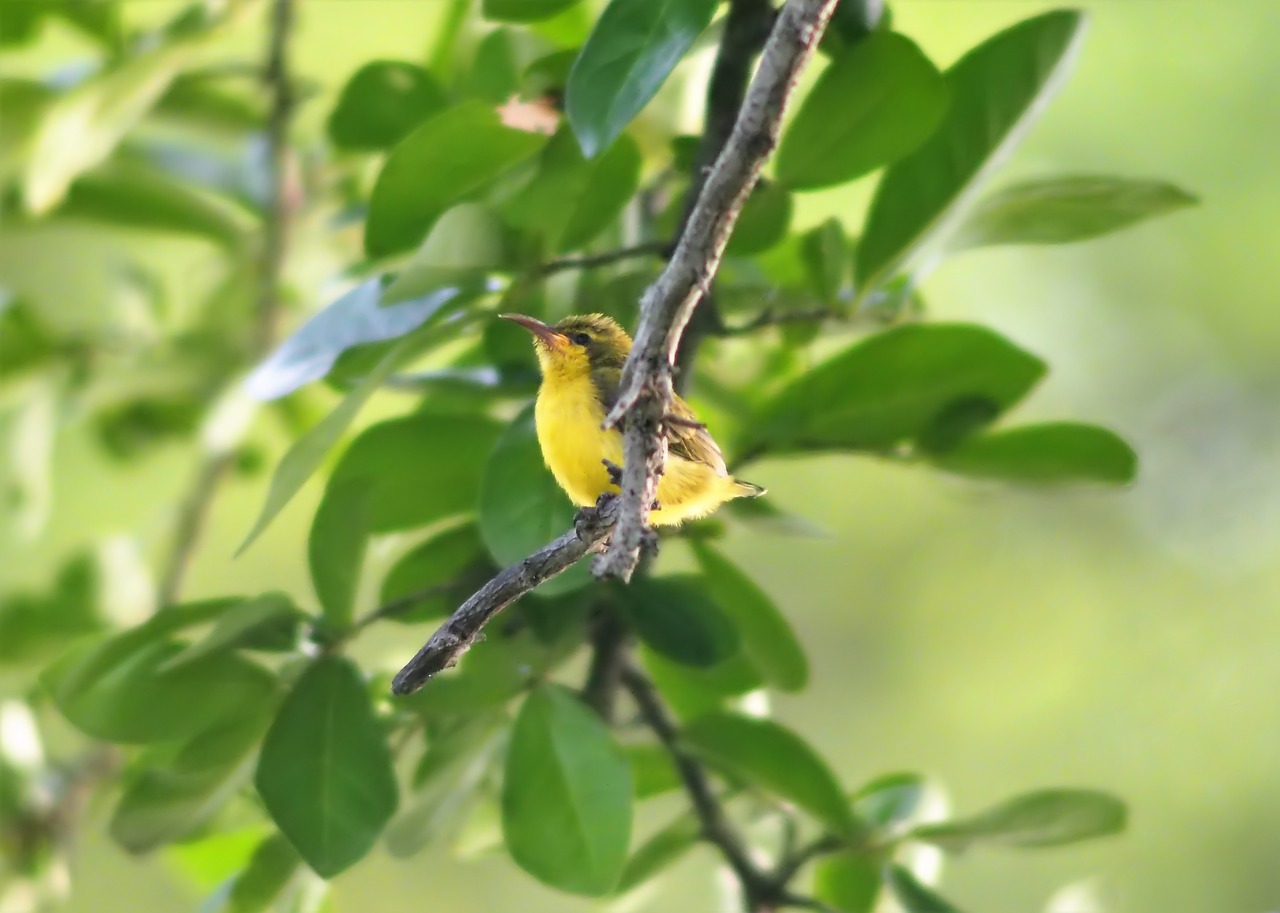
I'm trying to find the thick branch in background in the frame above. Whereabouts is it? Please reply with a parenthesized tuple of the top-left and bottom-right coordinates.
(157, 0, 295, 607)
(596, 0, 839, 581)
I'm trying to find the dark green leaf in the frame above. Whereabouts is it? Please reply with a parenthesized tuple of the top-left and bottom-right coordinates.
(616, 813, 700, 893)
(777, 32, 947, 191)
(24, 39, 200, 213)
(110, 709, 273, 853)
(308, 477, 372, 629)
(566, 0, 719, 157)
(505, 126, 642, 252)
(385, 714, 506, 857)
(691, 542, 808, 691)
(751, 324, 1045, 455)
(245, 280, 465, 401)
(328, 61, 446, 151)
(814, 853, 881, 913)
(331, 412, 501, 533)
(724, 181, 793, 255)
(44, 628, 277, 744)
(884, 865, 964, 913)
(381, 203, 505, 305)
(478, 405, 589, 596)
(856, 11, 1086, 288)
(255, 656, 398, 878)
(153, 75, 265, 133)
(483, 0, 581, 23)
(160, 593, 301, 670)
(681, 712, 862, 838)
(852, 771, 927, 831)
(55, 161, 252, 248)
(502, 685, 631, 894)
(801, 218, 849, 304)
(237, 334, 418, 554)
(952, 176, 1196, 250)
(380, 523, 495, 622)
(0, 553, 101, 665)
(641, 645, 761, 720)
(912, 789, 1127, 852)
(621, 576, 739, 669)
(226, 834, 299, 913)
(931, 422, 1137, 484)
(365, 101, 546, 257)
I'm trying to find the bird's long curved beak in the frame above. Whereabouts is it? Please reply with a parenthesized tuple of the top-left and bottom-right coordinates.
(499, 313, 566, 348)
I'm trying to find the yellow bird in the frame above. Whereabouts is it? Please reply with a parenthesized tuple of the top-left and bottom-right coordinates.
(501, 313, 765, 526)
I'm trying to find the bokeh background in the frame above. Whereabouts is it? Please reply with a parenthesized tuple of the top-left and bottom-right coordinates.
(2, 1, 1278, 912)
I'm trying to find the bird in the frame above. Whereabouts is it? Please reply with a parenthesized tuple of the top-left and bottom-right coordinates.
(501, 312, 765, 526)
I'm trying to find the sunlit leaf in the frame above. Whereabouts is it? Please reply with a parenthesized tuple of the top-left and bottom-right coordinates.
(912, 789, 1127, 852)
(483, 0, 581, 23)
(365, 101, 546, 257)
(950, 176, 1197, 250)
(566, 0, 719, 157)
(226, 834, 300, 913)
(930, 422, 1137, 484)
(777, 32, 947, 191)
(856, 11, 1086, 288)
(256, 656, 398, 878)
(502, 685, 631, 894)
(682, 712, 863, 838)
(814, 853, 881, 913)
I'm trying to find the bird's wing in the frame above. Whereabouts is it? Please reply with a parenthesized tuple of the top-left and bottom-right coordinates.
(592, 366, 728, 475)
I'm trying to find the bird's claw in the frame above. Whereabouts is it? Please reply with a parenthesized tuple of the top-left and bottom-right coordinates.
(601, 458, 624, 487)
(574, 504, 600, 539)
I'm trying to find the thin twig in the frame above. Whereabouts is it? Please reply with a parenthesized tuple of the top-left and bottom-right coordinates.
(350, 582, 453, 632)
(158, 0, 294, 606)
(391, 499, 618, 695)
(720, 306, 843, 336)
(595, 0, 839, 581)
(541, 241, 670, 276)
(581, 604, 630, 722)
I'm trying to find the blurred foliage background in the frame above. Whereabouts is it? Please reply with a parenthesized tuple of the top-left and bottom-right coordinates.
(1, 1, 1277, 912)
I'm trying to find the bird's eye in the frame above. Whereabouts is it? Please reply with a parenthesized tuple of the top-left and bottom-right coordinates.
(568, 332, 591, 346)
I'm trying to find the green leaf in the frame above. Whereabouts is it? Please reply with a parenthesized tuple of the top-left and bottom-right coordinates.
(44, 628, 277, 744)
(255, 656, 398, 878)
(0, 552, 101, 665)
(566, 0, 719, 157)
(931, 422, 1137, 484)
(465, 28, 520, 104)
(752, 324, 1045, 455)
(327, 61, 446, 151)
(616, 813, 700, 893)
(24, 38, 201, 213)
(505, 126, 642, 253)
(814, 853, 881, 913)
(801, 218, 849, 304)
(912, 789, 1127, 852)
(308, 477, 372, 629)
(951, 175, 1197, 250)
(483, 0, 581, 23)
(625, 743, 681, 800)
(621, 576, 739, 669)
(381, 203, 505, 305)
(226, 834, 300, 913)
(110, 709, 273, 853)
(724, 181, 793, 256)
(478, 405, 589, 596)
(681, 712, 862, 838)
(331, 412, 501, 533)
(54, 161, 252, 248)
(641, 645, 761, 720)
(852, 771, 927, 831)
(365, 101, 547, 257)
(690, 542, 808, 690)
(856, 11, 1087, 288)
(884, 864, 964, 913)
(237, 334, 418, 555)
(245, 280, 466, 401)
(502, 685, 631, 895)
(160, 593, 301, 670)
(379, 524, 495, 622)
(777, 32, 947, 191)
(385, 714, 506, 857)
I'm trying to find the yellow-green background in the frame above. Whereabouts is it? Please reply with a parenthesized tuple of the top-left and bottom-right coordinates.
(2, 1, 1277, 911)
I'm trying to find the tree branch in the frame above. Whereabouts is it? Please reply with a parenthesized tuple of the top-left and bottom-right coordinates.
(594, 0, 839, 581)
(540, 242, 669, 276)
(158, 0, 294, 606)
(391, 498, 618, 695)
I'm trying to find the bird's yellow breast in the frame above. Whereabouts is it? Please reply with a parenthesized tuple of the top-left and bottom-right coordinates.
(533, 371, 743, 526)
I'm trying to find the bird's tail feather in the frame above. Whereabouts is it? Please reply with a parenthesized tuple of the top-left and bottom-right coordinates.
(733, 479, 767, 498)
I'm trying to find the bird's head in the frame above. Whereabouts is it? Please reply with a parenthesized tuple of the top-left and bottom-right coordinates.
(500, 312, 631, 380)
